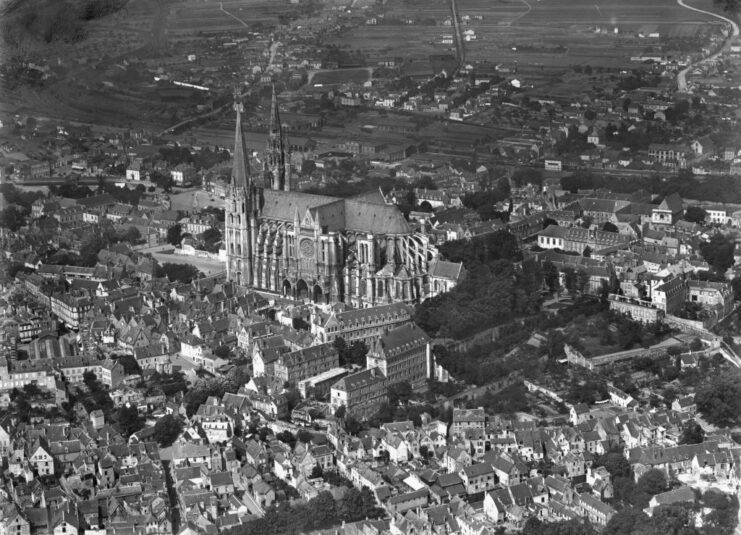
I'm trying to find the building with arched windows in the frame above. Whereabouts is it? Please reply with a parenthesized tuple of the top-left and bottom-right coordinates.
(225, 90, 462, 307)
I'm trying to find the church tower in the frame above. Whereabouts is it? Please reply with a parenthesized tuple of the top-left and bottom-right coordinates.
(264, 84, 290, 191)
(225, 92, 260, 287)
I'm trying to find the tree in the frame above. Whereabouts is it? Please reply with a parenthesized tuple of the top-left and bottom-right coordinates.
(334, 337, 368, 366)
(631, 469, 667, 508)
(511, 168, 543, 187)
(700, 233, 735, 273)
(201, 226, 221, 252)
(543, 261, 559, 292)
(344, 415, 362, 434)
(695, 369, 741, 426)
(157, 262, 200, 283)
(593, 450, 632, 479)
(679, 421, 704, 444)
(339, 487, 384, 522)
(123, 226, 141, 244)
(388, 381, 413, 406)
(604, 507, 647, 535)
(334, 405, 346, 420)
(116, 354, 141, 375)
(152, 414, 183, 446)
(297, 429, 313, 444)
(83, 370, 99, 389)
(116, 405, 144, 437)
(522, 517, 597, 535)
(310, 464, 324, 479)
(563, 267, 577, 294)
(301, 160, 317, 175)
(683, 206, 706, 223)
(601, 221, 618, 233)
(167, 223, 183, 246)
(276, 430, 296, 448)
(0, 206, 26, 231)
(22, 383, 41, 398)
(214, 345, 232, 359)
(575, 269, 589, 295)
(79, 232, 115, 266)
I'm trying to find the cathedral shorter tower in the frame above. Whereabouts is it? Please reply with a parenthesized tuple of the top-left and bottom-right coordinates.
(264, 84, 290, 191)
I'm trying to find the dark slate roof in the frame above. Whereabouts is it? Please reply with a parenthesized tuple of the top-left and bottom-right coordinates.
(429, 259, 464, 280)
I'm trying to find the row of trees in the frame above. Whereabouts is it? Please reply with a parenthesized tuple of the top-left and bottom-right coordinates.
(226, 487, 383, 535)
(561, 171, 741, 205)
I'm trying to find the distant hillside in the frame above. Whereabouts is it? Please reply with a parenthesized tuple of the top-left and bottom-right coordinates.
(1, 0, 127, 50)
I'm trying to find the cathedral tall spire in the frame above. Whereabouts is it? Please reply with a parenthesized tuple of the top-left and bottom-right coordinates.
(232, 89, 250, 189)
(265, 83, 289, 191)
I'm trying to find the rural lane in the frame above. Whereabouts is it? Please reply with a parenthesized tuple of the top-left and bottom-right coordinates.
(676, 0, 739, 92)
(219, 2, 249, 28)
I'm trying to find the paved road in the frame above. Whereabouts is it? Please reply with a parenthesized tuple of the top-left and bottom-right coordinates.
(676, 0, 740, 92)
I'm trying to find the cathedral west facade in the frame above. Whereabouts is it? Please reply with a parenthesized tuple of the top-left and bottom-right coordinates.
(225, 91, 452, 308)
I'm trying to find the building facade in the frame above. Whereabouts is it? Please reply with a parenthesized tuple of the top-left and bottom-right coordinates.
(273, 342, 339, 385)
(310, 302, 413, 344)
(365, 323, 430, 392)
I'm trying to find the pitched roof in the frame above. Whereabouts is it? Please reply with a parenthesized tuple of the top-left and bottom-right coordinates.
(657, 193, 683, 213)
(258, 189, 410, 235)
(372, 323, 430, 359)
(429, 259, 464, 281)
(331, 367, 386, 392)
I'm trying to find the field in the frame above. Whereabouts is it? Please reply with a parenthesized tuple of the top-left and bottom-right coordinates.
(457, 0, 724, 66)
(150, 249, 226, 276)
(309, 68, 373, 86)
(327, 0, 727, 69)
(329, 0, 455, 61)
(164, 0, 292, 36)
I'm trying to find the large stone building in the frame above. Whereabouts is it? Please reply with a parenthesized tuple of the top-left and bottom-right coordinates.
(273, 342, 339, 385)
(365, 323, 431, 392)
(537, 225, 630, 255)
(310, 302, 413, 345)
(330, 367, 387, 419)
(224, 91, 454, 307)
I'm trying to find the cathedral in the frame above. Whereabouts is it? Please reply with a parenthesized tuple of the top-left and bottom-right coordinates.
(224, 90, 446, 308)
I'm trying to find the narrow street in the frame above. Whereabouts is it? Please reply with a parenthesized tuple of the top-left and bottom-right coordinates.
(162, 460, 181, 533)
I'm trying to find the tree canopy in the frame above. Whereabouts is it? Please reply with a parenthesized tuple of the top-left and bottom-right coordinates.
(334, 337, 368, 367)
(224, 487, 383, 535)
(167, 224, 183, 246)
(695, 369, 741, 427)
(700, 234, 735, 274)
(683, 206, 706, 224)
(414, 230, 543, 339)
(156, 262, 201, 283)
(152, 414, 183, 446)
